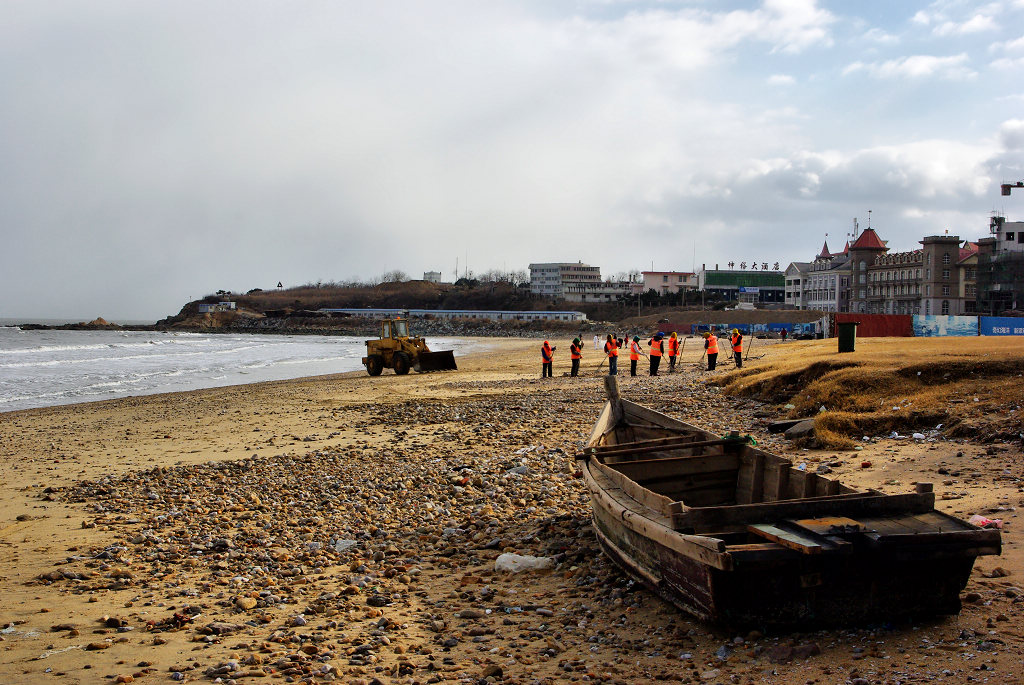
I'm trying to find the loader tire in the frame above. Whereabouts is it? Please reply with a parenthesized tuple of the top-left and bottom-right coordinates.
(393, 352, 411, 375)
(365, 355, 384, 376)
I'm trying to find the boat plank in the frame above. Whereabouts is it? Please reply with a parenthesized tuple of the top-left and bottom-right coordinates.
(605, 454, 738, 481)
(675, 492, 936, 532)
(582, 464, 731, 568)
(739, 451, 765, 504)
(592, 434, 735, 455)
(747, 523, 827, 554)
(763, 461, 790, 502)
(590, 458, 675, 518)
(864, 529, 1001, 549)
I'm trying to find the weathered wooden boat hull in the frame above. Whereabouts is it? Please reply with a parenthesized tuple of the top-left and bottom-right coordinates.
(578, 383, 1000, 630)
(590, 500, 975, 627)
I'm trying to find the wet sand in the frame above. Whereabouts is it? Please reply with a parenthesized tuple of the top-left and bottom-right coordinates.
(1, 337, 1021, 684)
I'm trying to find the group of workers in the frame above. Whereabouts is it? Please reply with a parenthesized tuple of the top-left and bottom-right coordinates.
(541, 329, 745, 378)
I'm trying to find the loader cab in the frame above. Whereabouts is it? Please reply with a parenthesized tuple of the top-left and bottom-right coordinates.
(381, 319, 409, 339)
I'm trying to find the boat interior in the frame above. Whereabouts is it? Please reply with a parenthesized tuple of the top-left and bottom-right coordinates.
(582, 399, 995, 554)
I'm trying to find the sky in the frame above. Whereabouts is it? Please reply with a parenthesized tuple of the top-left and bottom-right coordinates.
(2, 0, 1023, 321)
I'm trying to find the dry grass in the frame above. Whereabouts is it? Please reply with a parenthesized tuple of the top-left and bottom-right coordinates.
(715, 336, 1024, 448)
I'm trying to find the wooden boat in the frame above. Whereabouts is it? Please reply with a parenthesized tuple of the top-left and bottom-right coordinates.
(576, 378, 1001, 629)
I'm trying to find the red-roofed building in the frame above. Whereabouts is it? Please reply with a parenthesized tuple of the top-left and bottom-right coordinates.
(847, 228, 889, 313)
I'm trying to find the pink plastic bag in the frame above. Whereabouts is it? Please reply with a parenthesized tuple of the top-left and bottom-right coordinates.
(969, 514, 1003, 529)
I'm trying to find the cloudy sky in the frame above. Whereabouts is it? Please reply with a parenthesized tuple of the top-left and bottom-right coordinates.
(3, 0, 1023, 320)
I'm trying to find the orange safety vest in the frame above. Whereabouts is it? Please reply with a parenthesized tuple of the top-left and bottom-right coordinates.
(648, 338, 663, 356)
(706, 336, 719, 355)
(541, 343, 553, 363)
(731, 334, 742, 353)
(570, 343, 582, 360)
(630, 341, 641, 361)
(668, 338, 679, 356)
(604, 342, 618, 357)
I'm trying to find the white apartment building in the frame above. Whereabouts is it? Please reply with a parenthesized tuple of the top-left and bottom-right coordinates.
(528, 262, 602, 297)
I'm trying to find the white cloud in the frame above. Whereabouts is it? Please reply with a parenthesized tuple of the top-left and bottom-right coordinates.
(989, 34, 1024, 54)
(991, 56, 1024, 69)
(910, 1, 1003, 36)
(861, 27, 900, 45)
(767, 73, 796, 85)
(999, 119, 1024, 150)
(843, 53, 975, 80)
(934, 13, 997, 36)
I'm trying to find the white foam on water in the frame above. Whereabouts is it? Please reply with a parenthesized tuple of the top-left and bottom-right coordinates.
(0, 328, 480, 412)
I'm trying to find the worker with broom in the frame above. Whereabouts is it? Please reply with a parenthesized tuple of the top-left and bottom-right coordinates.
(648, 332, 664, 376)
(603, 334, 619, 375)
(702, 331, 719, 371)
(569, 338, 583, 377)
(541, 340, 555, 378)
(629, 336, 644, 376)
(730, 328, 743, 368)
(667, 331, 680, 373)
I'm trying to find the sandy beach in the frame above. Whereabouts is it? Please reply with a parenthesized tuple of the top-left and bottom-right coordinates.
(1, 336, 1022, 685)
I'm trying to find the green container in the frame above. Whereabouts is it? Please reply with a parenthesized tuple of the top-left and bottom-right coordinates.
(837, 321, 859, 353)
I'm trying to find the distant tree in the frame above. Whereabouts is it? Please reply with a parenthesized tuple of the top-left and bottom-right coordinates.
(379, 270, 409, 283)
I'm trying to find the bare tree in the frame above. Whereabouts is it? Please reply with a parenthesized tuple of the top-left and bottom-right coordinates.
(378, 270, 409, 284)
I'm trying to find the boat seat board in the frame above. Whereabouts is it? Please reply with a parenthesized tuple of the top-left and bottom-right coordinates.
(747, 523, 829, 554)
(787, 517, 867, 537)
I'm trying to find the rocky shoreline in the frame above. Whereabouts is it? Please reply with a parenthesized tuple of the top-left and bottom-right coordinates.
(1, 339, 1020, 684)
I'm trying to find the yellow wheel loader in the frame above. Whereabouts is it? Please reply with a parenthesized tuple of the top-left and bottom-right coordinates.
(361, 318, 458, 376)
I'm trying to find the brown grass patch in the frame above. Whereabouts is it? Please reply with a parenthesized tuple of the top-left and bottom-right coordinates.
(715, 337, 1024, 448)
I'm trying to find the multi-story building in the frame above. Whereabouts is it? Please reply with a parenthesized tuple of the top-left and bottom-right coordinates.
(977, 218, 1024, 314)
(528, 262, 602, 297)
(848, 228, 976, 315)
(423, 271, 442, 283)
(784, 262, 810, 308)
(562, 280, 636, 303)
(641, 271, 698, 295)
(785, 241, 851, 312)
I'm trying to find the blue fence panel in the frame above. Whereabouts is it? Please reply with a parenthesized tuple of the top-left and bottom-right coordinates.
(979, 317, 1024, 336)
(912, 315, 978, 337)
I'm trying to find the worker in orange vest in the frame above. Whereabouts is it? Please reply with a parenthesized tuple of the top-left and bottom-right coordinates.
(703, 331, 719, 371)
(603, 334, 619, 375)
(629, 336, 644, 376)
(730, 328, 743, 368)
(541, 340, 555, 378)
(647, 332, 664, 376)
(569, 338, 582, 377)
(667, 331, 680, 373)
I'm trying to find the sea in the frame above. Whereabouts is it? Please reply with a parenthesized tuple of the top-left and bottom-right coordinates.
(0, 320, 478, 413)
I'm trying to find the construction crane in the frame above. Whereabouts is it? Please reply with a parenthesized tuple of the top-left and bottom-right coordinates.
(1002, 181, 1024, 196)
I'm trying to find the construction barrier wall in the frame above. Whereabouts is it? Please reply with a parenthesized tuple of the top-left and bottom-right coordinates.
(658, 314, 1024, 338)
(979, 316, 1024, 336)
(834, 313, 913, 337)
(663, 321, 824, 336)
(912, 315, 979, 337)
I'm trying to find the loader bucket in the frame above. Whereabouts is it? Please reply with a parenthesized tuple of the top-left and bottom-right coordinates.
(416, 350, 457, 372)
